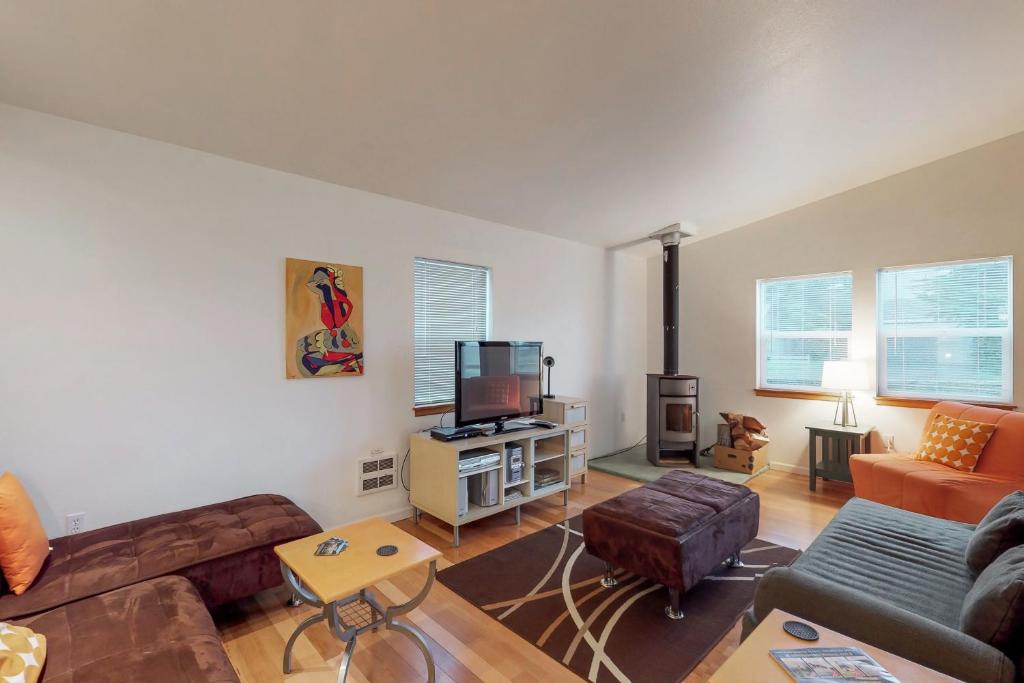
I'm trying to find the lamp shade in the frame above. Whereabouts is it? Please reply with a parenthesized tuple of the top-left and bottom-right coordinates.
(821, 360, 868, 391)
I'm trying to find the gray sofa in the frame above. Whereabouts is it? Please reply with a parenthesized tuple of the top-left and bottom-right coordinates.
(743, 498, 1019, 683)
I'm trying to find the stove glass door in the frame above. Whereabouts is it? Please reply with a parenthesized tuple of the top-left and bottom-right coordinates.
(659, 396, 696, 443)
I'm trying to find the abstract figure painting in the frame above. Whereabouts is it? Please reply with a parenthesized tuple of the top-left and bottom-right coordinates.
(285, 258, 364, 378)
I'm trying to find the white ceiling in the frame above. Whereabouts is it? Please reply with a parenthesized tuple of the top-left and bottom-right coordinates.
(3, 1, 1024, 249)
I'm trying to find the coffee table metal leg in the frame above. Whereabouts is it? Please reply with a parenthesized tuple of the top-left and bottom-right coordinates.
(335, 636, 357, 683)
(283, 611, 326, 673)
(281, 562, 332, 674)
(326, 605, 359, 683)
(388, 620, 436, 683)
(383, 560, 437, 681)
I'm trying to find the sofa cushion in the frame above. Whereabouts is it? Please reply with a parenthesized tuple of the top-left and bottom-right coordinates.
(12, 576, 239, 683)
(916, 414, 997, 473)
(851, 452, 1024, 524)
(967, 491, 1024, 574)
(792, 498, 975, 628)
(0, 473, 51, 595)
(961, 546, 1024, 656)
(0, 494, 320, 620)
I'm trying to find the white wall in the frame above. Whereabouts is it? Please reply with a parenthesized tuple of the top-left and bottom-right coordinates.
(648, 132, 1024, 472)
(0, 105, 647, 536)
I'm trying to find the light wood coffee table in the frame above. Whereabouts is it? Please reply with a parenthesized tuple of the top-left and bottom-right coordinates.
(710, 609, 960, 682)
(275, 517, 442, 682)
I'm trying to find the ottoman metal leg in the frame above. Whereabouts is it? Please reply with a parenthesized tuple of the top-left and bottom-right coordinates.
(665, 589, 685, 621)
(600, 562, 618, 588)
(725, 552, 745, 568)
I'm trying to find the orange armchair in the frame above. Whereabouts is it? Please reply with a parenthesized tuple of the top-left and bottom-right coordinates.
(850, 401, 1024, 523)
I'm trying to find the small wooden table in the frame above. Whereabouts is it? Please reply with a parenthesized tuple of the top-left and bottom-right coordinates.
(710, 609, 960, 682)
(806, 422, 873, 491)
(275, 517, 442, 682)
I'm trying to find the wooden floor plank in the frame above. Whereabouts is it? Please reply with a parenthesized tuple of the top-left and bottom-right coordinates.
(219, 470, 851, 682)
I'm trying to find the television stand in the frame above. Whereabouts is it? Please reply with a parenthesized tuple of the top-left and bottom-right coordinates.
(410, 425, 572, 546)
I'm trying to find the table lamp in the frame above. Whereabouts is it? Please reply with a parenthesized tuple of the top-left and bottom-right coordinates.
(821, 360, 867, 428)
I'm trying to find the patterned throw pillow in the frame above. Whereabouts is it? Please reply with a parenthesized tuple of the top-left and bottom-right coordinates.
(0, 622, 46, 683)
(916, 415, 997, 472)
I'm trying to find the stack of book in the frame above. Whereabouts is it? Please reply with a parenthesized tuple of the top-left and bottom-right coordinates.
(535, 467, 562, 488)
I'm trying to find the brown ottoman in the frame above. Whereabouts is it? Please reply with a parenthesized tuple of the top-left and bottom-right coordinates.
(582, 470, 759, 619)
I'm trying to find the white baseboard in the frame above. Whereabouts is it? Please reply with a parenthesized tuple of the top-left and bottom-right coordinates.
(769, 461, 807, 476)
(320, 505, 415, 530)
(384, 506, 415, 522)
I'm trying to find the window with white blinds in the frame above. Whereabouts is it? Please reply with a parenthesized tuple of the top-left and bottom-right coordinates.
(757, 272, 853, 391)
(414, 258, 491, 407)
(877, 257, 1013, 403)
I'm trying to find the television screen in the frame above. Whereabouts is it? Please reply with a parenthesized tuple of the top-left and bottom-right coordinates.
(455, 341, 542, 427)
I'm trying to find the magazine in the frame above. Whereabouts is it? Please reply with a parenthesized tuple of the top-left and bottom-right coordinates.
(770, 647, 900, 683)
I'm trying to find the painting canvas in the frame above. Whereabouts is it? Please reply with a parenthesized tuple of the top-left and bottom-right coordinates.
(285, 258, 364, 378)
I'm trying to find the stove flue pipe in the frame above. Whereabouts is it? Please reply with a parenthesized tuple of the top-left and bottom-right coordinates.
(649, 224, 695, 376)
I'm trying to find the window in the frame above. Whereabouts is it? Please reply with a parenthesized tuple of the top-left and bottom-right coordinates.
(414, 257, 491, 407)
(877, 257, 1013, 403)
(757, 272, 853, 391)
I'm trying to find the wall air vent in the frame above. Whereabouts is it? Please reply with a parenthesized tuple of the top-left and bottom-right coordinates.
(358, 452, 398, 496)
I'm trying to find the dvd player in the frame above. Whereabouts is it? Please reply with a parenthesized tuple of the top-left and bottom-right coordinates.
(430, 425, 483, 441)
(458, 448, 501, 473)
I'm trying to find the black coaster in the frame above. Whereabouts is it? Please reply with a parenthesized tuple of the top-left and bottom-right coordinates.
(783, 620, 820, 641)
(376, 544, 398, 557)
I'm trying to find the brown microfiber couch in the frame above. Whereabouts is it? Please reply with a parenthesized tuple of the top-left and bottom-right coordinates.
(1, 494, 321, 683)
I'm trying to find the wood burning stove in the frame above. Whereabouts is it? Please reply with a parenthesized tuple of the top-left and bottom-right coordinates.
(646, 224, 700, 466)
(648, 374, 699, 464)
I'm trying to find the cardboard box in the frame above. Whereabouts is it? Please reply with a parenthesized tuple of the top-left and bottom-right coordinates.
(713, 444, 769, 474)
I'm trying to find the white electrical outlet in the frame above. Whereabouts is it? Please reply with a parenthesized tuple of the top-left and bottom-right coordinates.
(66, 512, 85, 535)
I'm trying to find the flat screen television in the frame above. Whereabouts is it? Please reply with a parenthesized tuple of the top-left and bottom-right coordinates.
(455, 341, 543, 429)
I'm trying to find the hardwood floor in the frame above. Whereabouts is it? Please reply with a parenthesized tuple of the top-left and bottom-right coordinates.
(217, 470, 853, 682)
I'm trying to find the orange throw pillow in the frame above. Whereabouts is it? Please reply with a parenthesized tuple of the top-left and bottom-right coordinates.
(0, 473, 50, 595)
(916, 415, 997, 472)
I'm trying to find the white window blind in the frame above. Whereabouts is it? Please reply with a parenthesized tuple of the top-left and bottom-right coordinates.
(758, 272, 853, 391)
(414, 258, 490, 406)
(877, 257, 1013, 403)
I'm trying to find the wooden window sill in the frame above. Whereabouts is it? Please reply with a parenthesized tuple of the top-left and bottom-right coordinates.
(754, 388, 839, 402)
(874, 396, 1017, 410)
(413, 403, 454, 417)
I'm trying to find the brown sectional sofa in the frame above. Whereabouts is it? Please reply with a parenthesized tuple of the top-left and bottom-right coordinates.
(13, 577, 240, 683)
(2, 494, 322, 683)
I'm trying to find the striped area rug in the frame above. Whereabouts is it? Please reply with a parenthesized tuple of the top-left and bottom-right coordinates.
(437, 515, 799, 683)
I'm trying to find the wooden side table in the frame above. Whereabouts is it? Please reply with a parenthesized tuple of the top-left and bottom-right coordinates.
(275, 517, 442, 682)
(710, 609, 959, 682)
(806, 422, 873, 491)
